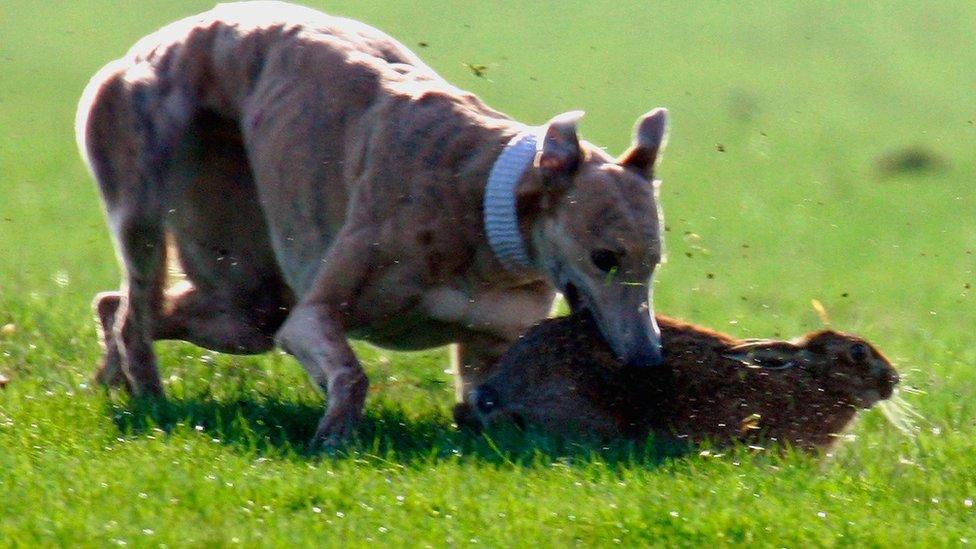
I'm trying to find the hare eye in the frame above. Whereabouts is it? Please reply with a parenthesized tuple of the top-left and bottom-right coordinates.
(848, 343, 869, 362)
(590, 249, 621, 273)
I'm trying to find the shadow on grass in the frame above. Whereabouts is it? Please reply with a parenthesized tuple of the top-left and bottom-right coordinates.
(107, 393, 689, 468)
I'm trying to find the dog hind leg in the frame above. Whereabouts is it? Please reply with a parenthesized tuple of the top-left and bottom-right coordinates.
(154, 281, 285, 354)
(82, 74, 190, 396)
(89, 104, 292, 378)
(105, 208, 168, 396)
(92, 291, 127, 388)
(93, 282, 283, 367)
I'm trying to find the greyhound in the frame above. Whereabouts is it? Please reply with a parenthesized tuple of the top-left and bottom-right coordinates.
(76, 1, 670, 448)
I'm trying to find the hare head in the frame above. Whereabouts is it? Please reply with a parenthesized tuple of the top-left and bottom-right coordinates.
(723, 330, 900, 409)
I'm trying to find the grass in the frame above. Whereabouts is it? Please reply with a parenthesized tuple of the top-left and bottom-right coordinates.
(1, 0, 975, 545)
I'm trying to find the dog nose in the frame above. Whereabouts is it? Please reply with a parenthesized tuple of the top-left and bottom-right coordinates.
(625, 342, 665, 369)
(471, 385, 501, 416)
(624, 311, 665, 368)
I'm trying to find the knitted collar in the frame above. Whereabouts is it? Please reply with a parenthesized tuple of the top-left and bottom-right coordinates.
(483, 131, 538, 270)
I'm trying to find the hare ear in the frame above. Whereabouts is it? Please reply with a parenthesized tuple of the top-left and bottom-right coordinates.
(619, 108, 669, 178)
(723, 341, 799, 370)
(537, 110, 584, 177)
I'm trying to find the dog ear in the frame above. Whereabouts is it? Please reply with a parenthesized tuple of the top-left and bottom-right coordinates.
(537, 110, 584, 177)
(723, 340, 799, 370)
(618, 108, 669, 179)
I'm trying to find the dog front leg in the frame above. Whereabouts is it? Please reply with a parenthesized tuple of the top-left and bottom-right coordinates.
(276, 303, 367, 450)
(274, 230, 378, 450)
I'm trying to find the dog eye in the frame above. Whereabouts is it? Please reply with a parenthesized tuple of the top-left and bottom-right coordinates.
(848, 343, 869, 362)
(590, 249, 621, 273)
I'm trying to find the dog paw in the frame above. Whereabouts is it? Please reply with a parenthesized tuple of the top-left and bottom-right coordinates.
(128, 377, 165, 398)
(308, 409, 361, 453)
(93, 356, 127, 389)
(308, 433, 348, 455)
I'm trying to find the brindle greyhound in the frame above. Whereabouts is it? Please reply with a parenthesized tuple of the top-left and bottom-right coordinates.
(76, 1, 670, 448)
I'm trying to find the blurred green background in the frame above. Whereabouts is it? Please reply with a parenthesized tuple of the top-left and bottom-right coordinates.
(1, 1, 974, 545)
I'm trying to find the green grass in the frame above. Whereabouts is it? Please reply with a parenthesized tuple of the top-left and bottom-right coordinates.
(2, 0, 975, 545)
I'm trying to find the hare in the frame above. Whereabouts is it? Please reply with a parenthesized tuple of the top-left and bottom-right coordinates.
(470, 313, 899, 450)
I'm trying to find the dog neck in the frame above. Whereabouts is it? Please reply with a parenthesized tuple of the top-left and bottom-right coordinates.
(483, 131, 538, 270)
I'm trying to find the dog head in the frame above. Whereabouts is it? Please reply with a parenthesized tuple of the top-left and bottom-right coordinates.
(517, 109, 669, 368)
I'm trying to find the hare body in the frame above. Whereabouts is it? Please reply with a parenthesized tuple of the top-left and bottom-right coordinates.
(472, 314, 899, 450)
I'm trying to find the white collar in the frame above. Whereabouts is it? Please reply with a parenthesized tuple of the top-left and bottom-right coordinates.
(483, 131, 538, 270)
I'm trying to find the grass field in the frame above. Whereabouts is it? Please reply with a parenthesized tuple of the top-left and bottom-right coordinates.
(2, 0, 975, 545)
